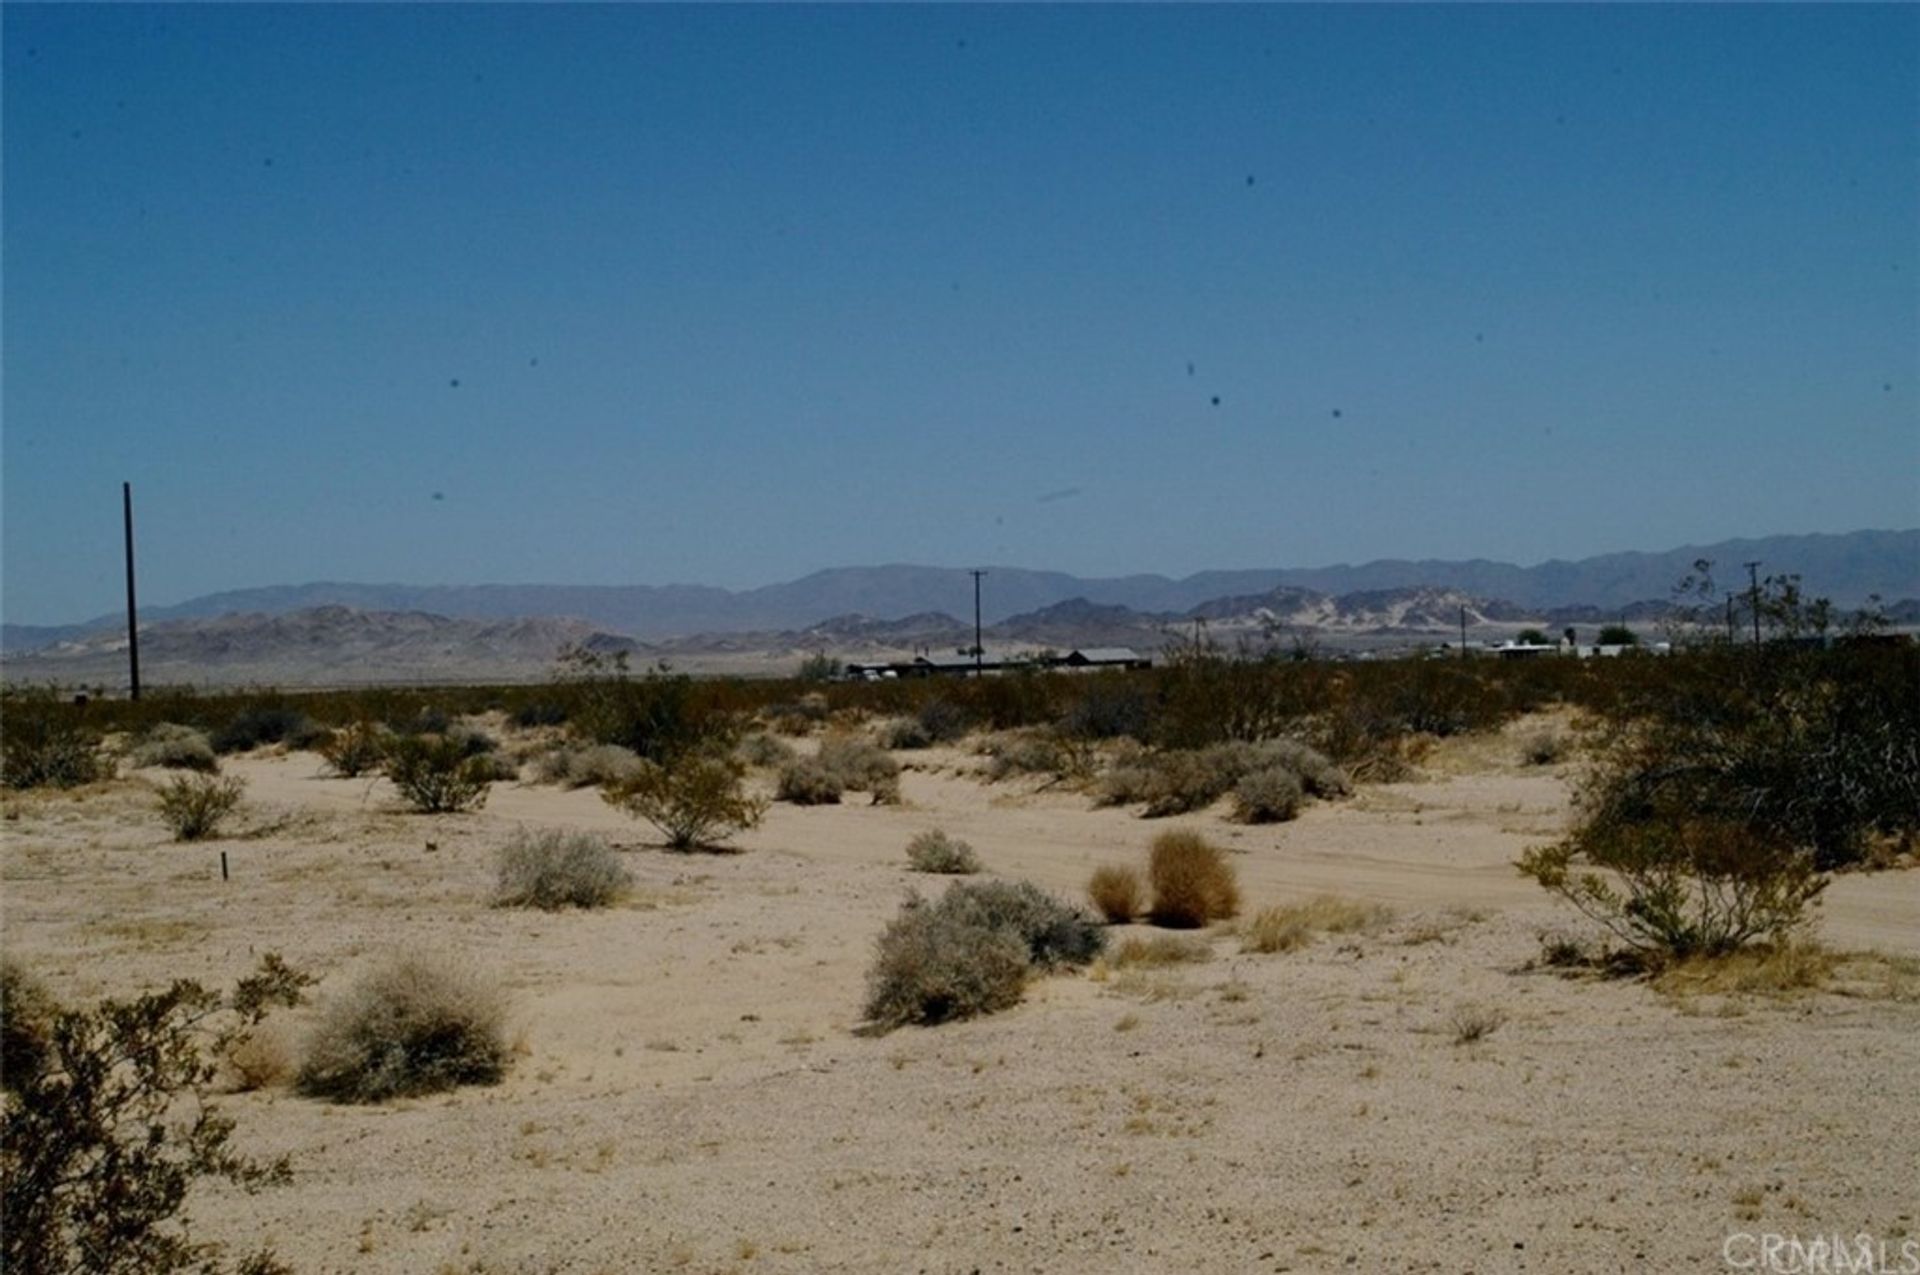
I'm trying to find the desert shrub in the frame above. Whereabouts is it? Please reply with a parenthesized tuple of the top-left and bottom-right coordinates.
(156, 773, 246, 842)
(862, 898, 1031, 1030)
(383, 734, 493, 813)
(603, 749, 766, 850)
(130, 724, 219, 773)
(1087, 865, 1144, 923)
(933, 879, 1106, 970)
(797, 652, 842, 682)
(210, 706, 325, 755)
(468, 752, 520, 783)
(1, 960, 60, 1097)
(905, 829, 981, 874)
(509, 698, 569, 728)
(1094, 763, 1157, 808)
(1520, 729, 1568, 766)
(1255, 738, 1351, 798)
(1518, 816, 1825, 961)
(1, 699, 105, 790)
(1140, 748, 1235, 816)
(2, 955, 309, 1275)
(817, 735, 901, 804)
(1233, 767, 1304, 823)
(1102, 739, 1348, 819)
(916, 698, 971, 744)
(878, 716, 933, 750)
(1448, 1004, 1506, 1045)
(981, 731, 1074, 782)
(736, 732, 797, 768)
(446, 723, 500, 759)
(536, 742, 643, 790)
(1112, 934, 1212, 967)
(317, 720, 388, 778)
(1147, 830, 1240, 928)
(1242, 896, 1392, 953)
(776, 757, 843, 805)
(493, 828, 631, 909)
(222, 1025, 294, 1093)
(558, 652, 738, 763)
(296, 954, 508, 1104)
(1059, 678, 1151, 741)
(764, 693, 830, 736)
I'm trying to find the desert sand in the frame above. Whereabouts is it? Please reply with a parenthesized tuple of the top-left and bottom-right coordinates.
(4, 718, 1916, 1274)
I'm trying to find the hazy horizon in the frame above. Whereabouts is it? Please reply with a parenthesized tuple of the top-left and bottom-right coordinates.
(6, 5, 1914, 625)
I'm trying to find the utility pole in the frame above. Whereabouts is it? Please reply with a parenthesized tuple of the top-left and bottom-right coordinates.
(122, 482, 141, 702)
(1725, 593, 1736, 644)
(1745, 561, 1763, 646)
(970, 569, 987, 674)
(1459, 605, 1468, 659)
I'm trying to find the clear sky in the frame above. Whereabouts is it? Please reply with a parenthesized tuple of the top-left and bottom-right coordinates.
(4, 3, 1915, 625)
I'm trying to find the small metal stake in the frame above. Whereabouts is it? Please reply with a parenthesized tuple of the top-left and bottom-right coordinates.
(220, 851, 229, 882)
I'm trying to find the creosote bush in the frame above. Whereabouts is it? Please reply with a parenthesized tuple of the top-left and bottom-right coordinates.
(383, 734, 493, 813)
(603, 749, 766, 851)
(493, 828, 631, 910)
(2, 955, 311, 1275)
(317, 720, 388, 778)
(1, 699, 105, 790)
(210, 707, 325, 756)
(817, 736, 902, 804)
(775, 756, 844, 805)
(736, 732, 797, 768)
(1087, 865, 1144, 924)
(156, 773, 246, 842)
(297, 953, 509, 1104)
(905, 829, 981, 874)
(1098, 738, 1348, 820)
(130, 724, 219, 773)
(1147, 830, 1240, 928)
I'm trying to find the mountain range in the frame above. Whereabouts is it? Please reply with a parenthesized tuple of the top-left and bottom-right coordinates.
(5, 529, 1913, 653)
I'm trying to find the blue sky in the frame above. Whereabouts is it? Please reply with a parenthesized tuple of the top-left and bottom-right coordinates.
(4, 4, 1914, 625)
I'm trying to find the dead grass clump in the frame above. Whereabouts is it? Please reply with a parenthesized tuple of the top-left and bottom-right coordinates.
(1242, 896, 1391, 953)
(905, 829, 981, 875)
(494, 828, 632, 909)
(863, 900, 1031, 1030)
(224, 1025, 295, 1092)
(297, 954, 509, 1103)
(129, 723, 218, 773)
(1146, 830, 1240, 928)
(1112, 935, 1212, 968)
(1087, 865, 1144, 923)
(1448, 1004, 1506, 1045)
(156, 773, 245, 841)
(1651, 942, 1839, 999)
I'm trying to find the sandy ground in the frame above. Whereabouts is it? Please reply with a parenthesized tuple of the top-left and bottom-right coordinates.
(3, 720, 1916, 1274)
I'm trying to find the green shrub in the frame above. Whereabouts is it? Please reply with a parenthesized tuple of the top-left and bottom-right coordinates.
(1058, 679, 1150, 741)
(2, 955, 309, 1274)
(905, 829, 981, 874)
(1232, 766, 1303, 823)
(156, 773, 246, 841)
(1087, 865, 1144, 923)
(933, 879, 1106, 970)
(1147, 830, 1240, 928)
(129, 724, 218, 773)
(776, 757, 844, 805)
(316, 720, 388, 778)
(1, 699, 105, 790)
(862, 899, 1031, 1030)
(296, 954, 508, 1103)
(493, 828, 631, 910)
(383, 735, 493, 813)
(603, 749, 766, 851)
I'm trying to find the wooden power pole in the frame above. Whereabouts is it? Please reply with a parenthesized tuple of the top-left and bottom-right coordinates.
(123, 482, 141, 701)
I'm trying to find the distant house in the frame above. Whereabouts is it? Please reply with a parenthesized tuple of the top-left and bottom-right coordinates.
(1060, 647, 1152, 670)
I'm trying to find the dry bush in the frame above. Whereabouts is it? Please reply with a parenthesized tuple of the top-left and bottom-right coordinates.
(493, 828, 631, 909)
(981, 731, 1073, 782)
(1448, 1004, 1506, 1045)
(736, 732, 797, 768)
(1519, 729, 1569, 766)
(775, 757, 843, 805)
(1146, 830, 1240, 928)
(905, 829, 981, 875)
(129, 724, 218, 773)
(1101, 739, 1350, 819)
(1112, 935, 1212, 968)
(317, 720, 388, 778)
(933, 879, 1107, 970)
(1241, 895, 1394, 954)
(1, 700, 106, 790)
(1094, 764, 1157, 808)
(535, 742, 643, 790)
(916, 698, 971, 744)
(223, 1025, 295, 1092)
(1650, 942, 1839, 998)
(383, 735, 492, 813)
(1232, 767, 1303, 823)
(156, 773, 246, 842)
(1, 959, 60, 1096)
(603, 751, 765, 851)
(878, 717, 933, 751)
(297, 954, 509, 1103)
(817, 736, 902, 804)
(1087, 865, 1144, 923)
(863, 900, 1030, 1030)
(211, 706, 325, 755)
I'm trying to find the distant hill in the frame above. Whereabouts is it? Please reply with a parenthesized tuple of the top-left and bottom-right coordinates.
(7, 528, 1913, 648)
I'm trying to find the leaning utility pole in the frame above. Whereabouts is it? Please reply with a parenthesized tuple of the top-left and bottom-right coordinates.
(123, 482, 141, 701)
(970, 570, 987, 674)
(1745, 561, 1764, 646)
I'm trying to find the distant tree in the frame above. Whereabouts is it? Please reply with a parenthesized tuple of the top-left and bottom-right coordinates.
(797, 651, 841, 683)
(1516, 628, 1549, 646)
(1597, 624, 1639, 647)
